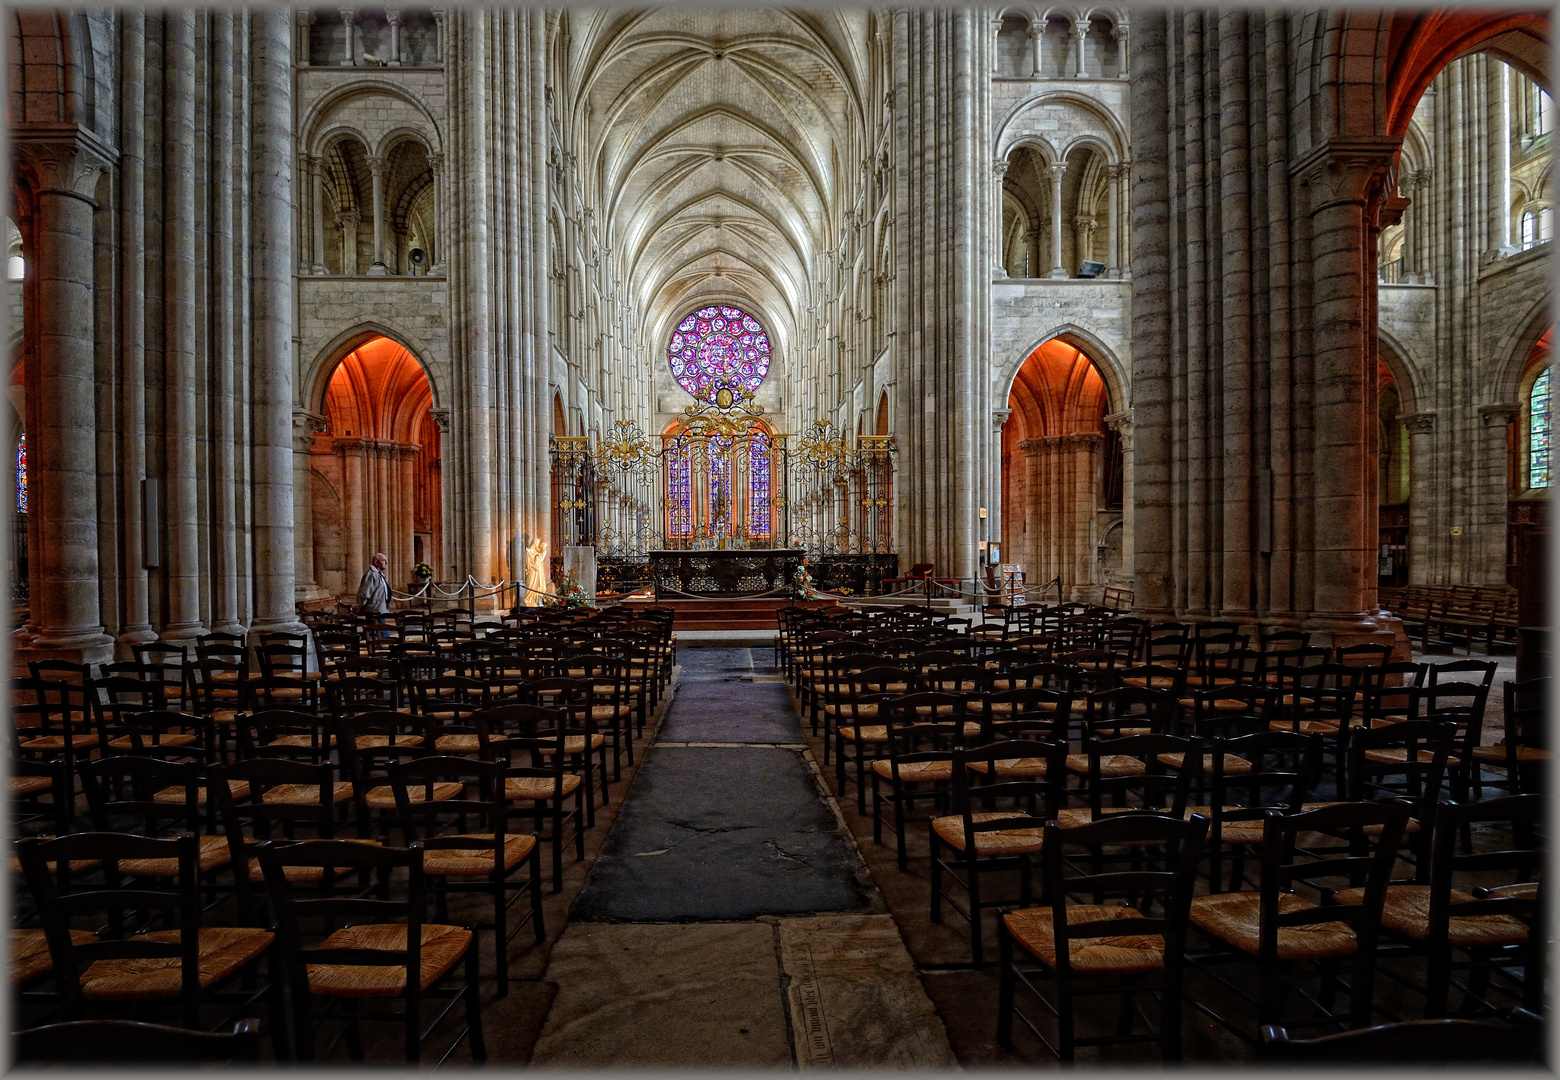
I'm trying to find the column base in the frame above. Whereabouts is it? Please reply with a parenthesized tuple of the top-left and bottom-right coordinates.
(295, 582, 334, 604)
(367, 262, 390, 276)
(115, 624, 160, 659)
(160, 622, 208, 645)
(15, 628, 115, 673)
(249, 615, 311, 646)
(1048, 267, 1068, 279)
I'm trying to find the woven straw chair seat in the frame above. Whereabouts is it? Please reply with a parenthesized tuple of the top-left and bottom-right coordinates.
(908, 703, 959, 717)
(423, 833, 537, 877)
(9, 776, 52, 798)
(307, 923, 471, 998)
(1332, 885, 1529, 947)
(931, 813, 1046, 855)
(363, 782, 463, 809)
(262, 686, 308, 700)
(208, 709, 239, 725)
(119, 834, 232, 878)
(590, 705, 632, 723)
(268, 734, 337, 749)
(1158, 752, 1251, 775)
(7, 844, 101, 877)
(537, 734, 605, 755)
(245, 839, 382, 884)
(153, 779, 252, 806)
(19, 733, 100, 751)
(1267, 719, 1341, 735)
(80, 926, 274, 1000)
(355, 735, 425, 749)
(1064, 753, 1145, 777)
(1004, 905, 1164, 974)
(261, 781, 356, 805)
(209, 672, 242, 685)
(1122, 675, 1180, 690)
(823, 702, 881, 718)
(434, 733, 510, 754)
(1053, 806, 1179, 829)
(870, 758, 952, 782)
(106, 732, 200, 751)
(1296, 802, 1421, 836)
(505, 774, 583, 801)
(1361, 747, 1461, 767)
(1176, 697, 1253, 712)
(1484, 882, 1539, 901)
(836, 725, 888, 742)
(1183, 808, 1264, 845)
(12, 928, 96, 986)
(1188, 891, 1356, 960)
(1470, 744, 1550, 764)
(1181, 675, 1238, 688)
(967, 757, 1049, 778)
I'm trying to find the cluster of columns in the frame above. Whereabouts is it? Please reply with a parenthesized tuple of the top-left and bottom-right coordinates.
(295, 149, 443, 276)
(996, 158, 1130, 279)
(293, 7, 445, 68)
(12, 10, 302, 666)
(992, 17, 1129, 79)
(1014, 433, 1103, 595)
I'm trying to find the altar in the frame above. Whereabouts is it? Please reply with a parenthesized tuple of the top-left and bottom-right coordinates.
(649, 548, 801, 598)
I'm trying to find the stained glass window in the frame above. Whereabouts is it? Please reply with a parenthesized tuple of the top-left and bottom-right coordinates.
(1530, 368, 1551, 489)
(666, 445, 692, 537)
(709, 437, 732, 534)
(749, 427, 771, 538)
(668, 304, 771, 404)
(14, 433, 25, 514)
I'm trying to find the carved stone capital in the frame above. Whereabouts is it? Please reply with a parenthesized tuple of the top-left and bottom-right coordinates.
(1103, 408, 1134, 435)
(1045, 164, 1068, 184)
(292, 409, 328, 452)
(429, 407, 451, 434)
(338, 7, 358, 26)
(1292, 137, 1401, 214)
(1479, 402, 1521, 427)
(11, 127, 116, 203)
(994, 159, 1009, 179)
(992, 407, 1013, 430)
(1400, 411, 1436, 435)
(366, 155, 387, 177)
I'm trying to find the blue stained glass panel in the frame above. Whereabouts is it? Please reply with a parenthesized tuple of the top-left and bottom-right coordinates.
(749, 427, 771, 538)
(1530, 368, 1551, 489)
(666, 448, 692, 536)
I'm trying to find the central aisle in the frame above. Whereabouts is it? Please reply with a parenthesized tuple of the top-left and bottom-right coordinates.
(528, 648, 957, 1068)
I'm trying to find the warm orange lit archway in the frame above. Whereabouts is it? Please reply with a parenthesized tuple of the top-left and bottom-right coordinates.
(310, 335, 442, 597)
(1000, 339, 1119, 598)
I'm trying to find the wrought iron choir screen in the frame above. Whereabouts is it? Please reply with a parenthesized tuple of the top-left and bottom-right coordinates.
(550, 394, 898, 595)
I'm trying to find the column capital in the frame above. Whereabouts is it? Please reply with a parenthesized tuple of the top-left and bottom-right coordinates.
(1479, 402, 1521, 427)
(11, 127, 117, 202)
(337, 7, 359, 25)
(1292, 137, 1401, 213)
(1029, 23, 1045, 41)
(993, 158, 1009, 178)
(1073, 18, 1090, 36)
(1017, 437, 1047, 455)
(365, 155, 387, 177)
(336, 209, 361, 227)
(992, 407, 1013, 430)
(1074, 214, 1097, 231)
(429, 407, 451, 433)
(1400, 411, 1436, 434)
(1104, 407, 1134, 435)
(292, 409, 328, 451)
(1058, 431, 1103, 450)
(1045, 163, 1068, 183)
(334, 436, 370, 454)
(428, 151, 445, 173)
(385, 7, 404, 27)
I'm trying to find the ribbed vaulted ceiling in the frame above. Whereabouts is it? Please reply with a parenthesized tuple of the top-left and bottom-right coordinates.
(564, 8, 870, 371)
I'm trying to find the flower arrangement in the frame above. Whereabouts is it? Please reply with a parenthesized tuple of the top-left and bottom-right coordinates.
(548, 570, 593, 608)
(791, 556, 816, 601)
(412, 562, 435, 580)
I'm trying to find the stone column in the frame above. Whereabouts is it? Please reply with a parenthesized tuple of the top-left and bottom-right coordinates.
(431, 7, 445, 64)
(12, 136, 115, 664)
(1046, 163, 1068, 278)
(295, 9, 314, 65)
(293, 410, 329, 602)
(339, 438, 366, 588)
(1072, 20, 1088, 78)
(990, 15, 1003, 74)
(1295, 138, 1399, 627)
(1479, 404, 1520, 582)
(297, 153, 314, 275)
(428, 152, 446, 274)
(1402, 411, 1436, 584)
(366, 155, 389, 274)
(1106, 165, 1122, 276)
(1105, 409, 1134, 582)
(338, 8, 357, 66)
(163, 11, 203, 642)
(1412, 170, 1432, 282)
(386, 8, 404, 66)
(250, 8, 307, 639)
(993, 159, 1009, 276)
(1114, 22, 1129, 78)
(310, 157, 328, 273)
(1020, 438, 1048, 587)
(338, 210, 360, 274)
(1487, 59, 1511, 258)
(1029, 23, 1044, 77)
(1115, 163, 1131, 280)
(1073, 214, 1096, 263)
(990, 408, 1011, 554)
(1024, 227, 1041, 277)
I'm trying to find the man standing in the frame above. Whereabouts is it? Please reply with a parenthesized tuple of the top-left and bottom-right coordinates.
(357, 551, 391, 622)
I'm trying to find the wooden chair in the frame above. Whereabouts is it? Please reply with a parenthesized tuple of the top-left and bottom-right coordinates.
(929, 738, 1067, 967)
(387, 756, 545, 996)
(1185, 801, 1409, 1044)
(998, 813, 1208, 1062)
(483, 703, 586, 893)
(256, 839, 485, 1063)
(1261, 1009, 1544, 1063)
(870, 694, 964, 870)
(1469, 677, 1549, 796)
(16, 831, 282, 1052)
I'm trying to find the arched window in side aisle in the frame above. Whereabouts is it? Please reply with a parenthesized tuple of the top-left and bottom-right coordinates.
(1529, 367, 1551, 488)
(15, 432, 25, 513)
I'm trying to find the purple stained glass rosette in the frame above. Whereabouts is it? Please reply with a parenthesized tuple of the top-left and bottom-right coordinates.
(668, 304, 771, 403)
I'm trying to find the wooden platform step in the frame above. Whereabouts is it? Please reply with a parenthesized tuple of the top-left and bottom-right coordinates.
(621, 597, 833, 631)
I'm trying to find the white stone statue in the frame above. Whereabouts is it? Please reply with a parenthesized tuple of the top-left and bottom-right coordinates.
(522, 537, 551, 607)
